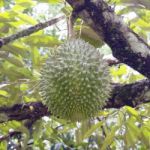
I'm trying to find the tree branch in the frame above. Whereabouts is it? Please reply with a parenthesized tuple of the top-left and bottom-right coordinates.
(0, 102, 50, 122)
(0, 79, 149, 123)
(0, 131, 21, 142)
(0, 15, 65, 48)
(66, 0, 150, 79)
(106, 79, 150, 108)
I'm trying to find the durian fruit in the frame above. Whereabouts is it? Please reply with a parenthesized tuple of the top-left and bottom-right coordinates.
(39, 39, 111, 122)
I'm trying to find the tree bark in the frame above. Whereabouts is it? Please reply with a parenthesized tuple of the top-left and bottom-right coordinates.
(66, 0, 150, 78)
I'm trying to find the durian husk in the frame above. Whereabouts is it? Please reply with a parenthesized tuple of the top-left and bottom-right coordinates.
(39, 39, 112, 122)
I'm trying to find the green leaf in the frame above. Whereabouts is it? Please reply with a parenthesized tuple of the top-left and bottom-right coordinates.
(117, 110, 125, 126)
(61, 6, 72, 16)
(134, 18, 150, 30)
(110, 64, 127, 77)
(5, 57, 24, 67)
(12, 4, 28, 12)
(31, 48, 40, 67)
(0, 121, 22, 133)
(140, 124, 150, 147)
(2, 42, 29, 57)
(15, 0, 36, 7)
(1, 63, 32, 80)
(101, 126, 118, 150)
(125, 106, 139, 118)
(0, 142, 7, 150)
(20, 84, 28, 91)
(0, 11, 17, 22)
(82, 121, 103, 140)
(124, 121, 139, 147)
(0, 90, 9, 97)
(16, 12, 37, 25)
(0, 0, 4, 7)
(23, 35, 61, 47)
(127, 121, 140, 138)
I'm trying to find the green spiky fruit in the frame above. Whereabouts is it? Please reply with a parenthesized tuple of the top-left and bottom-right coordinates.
(40, 39, 111, 122)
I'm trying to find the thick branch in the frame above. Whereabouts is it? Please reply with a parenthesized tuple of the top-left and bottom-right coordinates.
(0, 79, 149, 123)
(0, 102, 50, 122)
(66, 0, 150, 78)
(106, 79, 150, 108)
(0, 15, 65, 48)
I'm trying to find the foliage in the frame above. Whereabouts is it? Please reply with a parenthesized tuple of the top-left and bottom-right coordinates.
(0, 0, 149, 149)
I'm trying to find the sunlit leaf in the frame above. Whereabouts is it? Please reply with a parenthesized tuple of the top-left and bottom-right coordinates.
(0, 0, 4, 7)
(16, 12, 37, 25)
(125, 106, 139, 118)
(5, 57, 24, 67)
(0, 90, 9, 97)
(101, 126, 118, 150)
(20, 83, 28, 91)
(15, 0, 36, 7)
(23, 35, 61, 47)
(82, 121, 103, 140)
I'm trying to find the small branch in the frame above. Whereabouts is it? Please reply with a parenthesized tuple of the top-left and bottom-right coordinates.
(0, 131, 21, 142)
(106, 59, 120, 66)
(0, 15, 65, 48)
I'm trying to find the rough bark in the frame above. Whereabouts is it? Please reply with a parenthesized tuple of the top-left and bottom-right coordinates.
(66, 0, 150, 78)
(0, 79, 150, 123)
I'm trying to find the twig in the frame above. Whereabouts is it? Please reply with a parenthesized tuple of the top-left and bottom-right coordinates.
(105, 58, 120, 66)
(0, 15, 65, 48)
